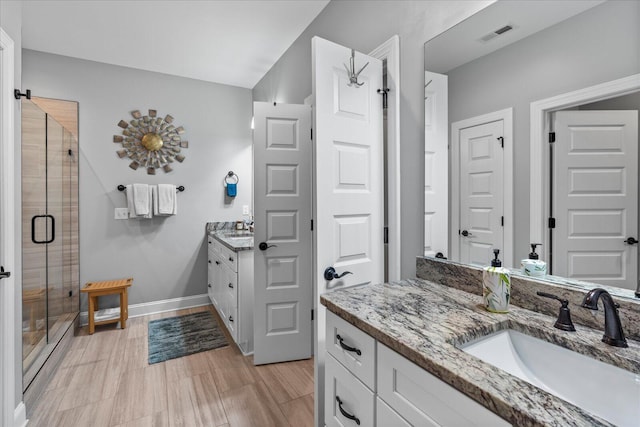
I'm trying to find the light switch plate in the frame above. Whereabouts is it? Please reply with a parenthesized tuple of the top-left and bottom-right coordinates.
(114, 208, 129, 220)
(242, 205, 250, 215)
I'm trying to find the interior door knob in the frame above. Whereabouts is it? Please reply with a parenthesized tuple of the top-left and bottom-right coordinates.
(0, 266, 10, 280)
(460, 230, 473, 237)
(324, 267, 352, 281)
(258, 242, 277, 251)
(624, 237, 639, 245)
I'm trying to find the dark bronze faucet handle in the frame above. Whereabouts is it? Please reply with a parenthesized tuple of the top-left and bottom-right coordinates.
(536, 291, 576, 332)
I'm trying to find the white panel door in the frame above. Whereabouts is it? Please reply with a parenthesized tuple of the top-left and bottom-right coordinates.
(0, 28, 17, 427)
(424, 71, 448, 257)
(458, 120, 504, 266)
(554, 110, 638, 290)
(253, 102, 312, 365)
(312, 36, 383, 427)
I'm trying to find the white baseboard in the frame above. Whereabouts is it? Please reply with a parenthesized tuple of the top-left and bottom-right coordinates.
(14, 402, 27, 427)
(79, 294, 210, 326)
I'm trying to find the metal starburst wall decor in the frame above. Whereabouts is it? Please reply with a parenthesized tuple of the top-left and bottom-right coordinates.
(113, 109, 188, 174)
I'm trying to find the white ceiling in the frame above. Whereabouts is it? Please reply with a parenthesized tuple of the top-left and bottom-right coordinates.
(425, 0, 604, 73)
(22, 0, 330, 89)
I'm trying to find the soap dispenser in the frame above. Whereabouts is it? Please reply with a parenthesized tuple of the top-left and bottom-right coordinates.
(482, 249, 511, 313)
(521, 243, 547, 277)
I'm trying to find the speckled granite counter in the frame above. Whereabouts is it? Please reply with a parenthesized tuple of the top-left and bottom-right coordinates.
(206, 221, 253, 251)
(320, 279, 640, 427)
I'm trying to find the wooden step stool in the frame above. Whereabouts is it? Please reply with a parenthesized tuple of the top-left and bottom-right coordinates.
(81, 278, 133, 334)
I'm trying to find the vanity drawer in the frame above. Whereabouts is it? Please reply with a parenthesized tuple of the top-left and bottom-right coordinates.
(325, 353, 374, 427)
(224, 271, 238, 307)
(219, 242, 238, 272)
(326, 311, 376, 390)
(377, 342, 510, 427)
(377, 397, 411, 427)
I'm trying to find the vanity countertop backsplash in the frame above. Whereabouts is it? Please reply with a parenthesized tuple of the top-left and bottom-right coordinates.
(206, 221, 253, 251)
(320, 256, 640, 426)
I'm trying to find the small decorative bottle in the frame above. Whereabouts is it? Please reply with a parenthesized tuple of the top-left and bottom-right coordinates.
(482, 249, 511, 313)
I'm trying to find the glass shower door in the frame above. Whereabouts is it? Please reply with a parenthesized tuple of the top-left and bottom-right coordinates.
(21, 100, 48, 371)
(45, 114, 64, 339)
(21, 98, 79, 381)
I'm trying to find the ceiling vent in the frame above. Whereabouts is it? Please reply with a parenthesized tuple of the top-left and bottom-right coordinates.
(479, 25, 514, 43)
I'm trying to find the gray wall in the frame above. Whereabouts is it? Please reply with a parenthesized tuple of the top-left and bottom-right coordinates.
(444, 0, 640, 263)
(22, 50, 253, 309)
(1, 0, 24, 407)
(253, 0, 493, 278)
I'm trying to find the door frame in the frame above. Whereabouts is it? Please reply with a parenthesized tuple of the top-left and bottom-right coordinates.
(369, 35, 401, 281)
(0, 26, 20, 427)
(450, 108, 514, 266)
(530, 73, 640, 261)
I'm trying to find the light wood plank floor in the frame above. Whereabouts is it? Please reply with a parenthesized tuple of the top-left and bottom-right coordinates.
(28, 305, 314, 427)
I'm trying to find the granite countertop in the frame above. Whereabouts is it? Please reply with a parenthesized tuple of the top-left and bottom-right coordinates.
(206, 221, 253, 251)
(209, 230, 253, 251)
(320, 279, 640, 427)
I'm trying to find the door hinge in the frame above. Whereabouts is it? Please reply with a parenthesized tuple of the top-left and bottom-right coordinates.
(548, 217, 556, 229)
(497, 136, 504, 148)
(311, 219, 313, 231)
(384, 227, 389, 244)
(549, 132, 556, 143)
(377, 88, 389, 109)
(311, 309, 314, 321)
(501, 216, 504, 227)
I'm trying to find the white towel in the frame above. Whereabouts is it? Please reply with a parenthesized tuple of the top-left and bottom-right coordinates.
(157, 184, 177, 215)
(127, 184, 152, 219)
(126, 184, 135, 217)
(133, 184, 150, 215)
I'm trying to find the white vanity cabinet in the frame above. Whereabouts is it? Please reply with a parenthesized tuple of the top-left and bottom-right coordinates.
(325, 311, 510, 426)
(207, 236, 254, 355)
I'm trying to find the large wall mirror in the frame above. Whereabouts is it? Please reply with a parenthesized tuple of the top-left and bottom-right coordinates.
(424, 0, 640, 296)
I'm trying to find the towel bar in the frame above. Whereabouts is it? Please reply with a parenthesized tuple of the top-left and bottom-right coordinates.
(117, 184, 184, 192)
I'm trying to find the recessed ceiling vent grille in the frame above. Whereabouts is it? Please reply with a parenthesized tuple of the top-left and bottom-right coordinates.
(479, 25, 514, 43)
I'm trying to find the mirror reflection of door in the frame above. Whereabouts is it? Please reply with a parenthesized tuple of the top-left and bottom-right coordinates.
(458, 120, 504, 266)
(451, 109, 513, 267)
(552, 109, 638, 290)
(424, 71, 448, 258)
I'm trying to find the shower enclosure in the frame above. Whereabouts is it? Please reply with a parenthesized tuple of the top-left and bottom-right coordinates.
(21, 98, 79, 397)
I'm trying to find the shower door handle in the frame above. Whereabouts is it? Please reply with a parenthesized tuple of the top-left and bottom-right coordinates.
(31, 214, 55, 244)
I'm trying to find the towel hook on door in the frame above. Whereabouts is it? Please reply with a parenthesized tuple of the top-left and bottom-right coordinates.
(343, 49, 369, 87)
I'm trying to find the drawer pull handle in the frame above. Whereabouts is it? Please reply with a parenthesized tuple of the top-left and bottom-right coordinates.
(336, 334, 361, 356)
(336, 396, 360, 425)
(228, 283, 234, 289)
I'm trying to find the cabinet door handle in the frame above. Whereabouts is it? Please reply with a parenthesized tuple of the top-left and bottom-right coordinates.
(336, 396, 360, 425)
(229, 316, 234, 322)
(208, 260, 211, 264)
(229, 257, 234, 262)
(208, 284, 211, 288)
(336, 334, 361, 356)
(215, 261, 220, 265)
(228, 283, 234, 289)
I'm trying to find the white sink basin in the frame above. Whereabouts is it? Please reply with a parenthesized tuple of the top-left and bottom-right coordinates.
(460, 329, 640, 426)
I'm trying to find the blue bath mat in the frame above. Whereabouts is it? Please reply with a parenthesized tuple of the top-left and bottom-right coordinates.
(148, 311, 228, 364)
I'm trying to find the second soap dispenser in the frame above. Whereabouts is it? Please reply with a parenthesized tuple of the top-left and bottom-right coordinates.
(521, 243, 547, 277)
(482, 249, 511, 313)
